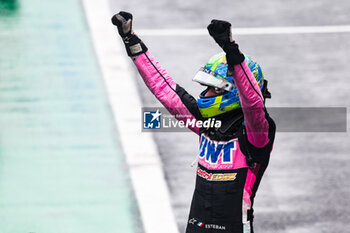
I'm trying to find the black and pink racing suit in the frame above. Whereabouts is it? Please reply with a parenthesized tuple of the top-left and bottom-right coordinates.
(131, 50, 276, 233)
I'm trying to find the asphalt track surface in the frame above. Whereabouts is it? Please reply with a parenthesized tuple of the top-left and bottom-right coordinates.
(109, 1, 350, 233)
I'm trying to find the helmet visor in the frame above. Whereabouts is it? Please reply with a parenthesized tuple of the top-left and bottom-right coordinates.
(192, 67, 233, 92)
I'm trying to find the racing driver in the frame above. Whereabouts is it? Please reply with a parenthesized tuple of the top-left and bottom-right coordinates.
(111, 11, 276, 233)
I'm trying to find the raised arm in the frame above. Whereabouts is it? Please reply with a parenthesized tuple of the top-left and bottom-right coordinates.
(111, 11, 200, 134)
(231, 61, 269, 148)
(133, 51, 200, 134)
(207, 20, 270, 147)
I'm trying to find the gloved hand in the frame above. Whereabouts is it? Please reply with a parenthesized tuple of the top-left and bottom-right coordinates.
(207, 19, 244, 66)
(111, 11, 148, 57)
(111, 11, 133, 39)
(207, 19, 232, 49)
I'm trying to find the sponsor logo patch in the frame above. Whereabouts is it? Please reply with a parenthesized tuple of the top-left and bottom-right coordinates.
(199, 134, 237, 164)
(188, 218, 197, 225)
(189, 217, 226, 230)
(197, 167, 237, 181)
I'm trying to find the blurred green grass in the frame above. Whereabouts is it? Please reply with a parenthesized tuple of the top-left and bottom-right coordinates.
(0, 0, 138, 232)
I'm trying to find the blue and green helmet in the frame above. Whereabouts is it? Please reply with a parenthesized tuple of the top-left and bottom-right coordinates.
(193, 52, 264, 118)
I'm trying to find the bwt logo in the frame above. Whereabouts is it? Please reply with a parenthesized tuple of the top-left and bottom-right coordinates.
(199, 134, 236, 164)
(143, 109, 162, 129)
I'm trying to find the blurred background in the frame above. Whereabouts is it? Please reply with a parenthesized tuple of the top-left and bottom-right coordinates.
(0, 0, 349, 232)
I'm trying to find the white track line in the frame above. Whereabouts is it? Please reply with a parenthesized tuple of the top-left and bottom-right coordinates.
(81, 1, 179, 233)
(137, 25, 350, 36)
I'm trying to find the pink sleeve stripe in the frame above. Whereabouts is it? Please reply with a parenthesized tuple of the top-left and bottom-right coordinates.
(233, 61, 269, 148)
(133, 51, 199, 134)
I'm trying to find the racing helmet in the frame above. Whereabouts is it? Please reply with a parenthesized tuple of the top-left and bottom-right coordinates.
(193, 52, 264, 118)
